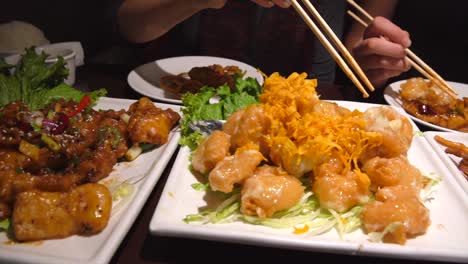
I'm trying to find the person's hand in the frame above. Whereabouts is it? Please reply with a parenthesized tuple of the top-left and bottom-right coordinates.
(251, 0, 291, 8)
(352, 16, 412, 88)
(205, 0, 228, 9)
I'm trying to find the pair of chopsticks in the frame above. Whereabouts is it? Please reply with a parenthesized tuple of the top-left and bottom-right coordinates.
(346, 0, 458, 99)
(289, 0, 374, 98)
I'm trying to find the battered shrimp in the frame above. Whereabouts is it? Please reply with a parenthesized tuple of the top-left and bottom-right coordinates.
(362, 156, 423, 191)
(222, 105, 271, 155)
(313, 170, 370, 212)
(209, 144, 264, 193)
(241, 166, 304, 218)
(192, 130, 231, 174)
(361, 185, 430, 244)
(362, 106, 413, 160)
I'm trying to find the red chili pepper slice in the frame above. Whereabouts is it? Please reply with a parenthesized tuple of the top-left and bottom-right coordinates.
(68, 95, 92, 118)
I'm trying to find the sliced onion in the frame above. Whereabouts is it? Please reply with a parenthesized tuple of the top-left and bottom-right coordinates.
(42, 113, 69, 135)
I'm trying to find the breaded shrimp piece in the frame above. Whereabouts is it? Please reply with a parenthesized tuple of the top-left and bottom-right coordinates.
(362, 106, 413, 160)
(361, 185, 430, 245)
(362, 156, 423, 191)
(222, 105, 271, 154)
(192, 130, 231, 174)
(313, 169, 370, 213)
(209, 144, 264, 193)
(241, 166, 304, 218)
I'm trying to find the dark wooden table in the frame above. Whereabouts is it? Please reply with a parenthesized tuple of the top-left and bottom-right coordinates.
(76, 64, 445, 264)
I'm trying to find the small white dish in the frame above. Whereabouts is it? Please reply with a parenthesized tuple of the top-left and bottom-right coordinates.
(384, 79, 468, 133)
(3, 42, 84, 86)
(0, 97, 181, 264)
(42, 48, 76, 85)
(149, 101, 468, 263)
(127, 56, 264, 105)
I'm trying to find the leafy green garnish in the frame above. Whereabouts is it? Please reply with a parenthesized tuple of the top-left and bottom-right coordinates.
(179, 76, 262, 150)
(0, 218, 10, 231)
(0, 47, 106, 110)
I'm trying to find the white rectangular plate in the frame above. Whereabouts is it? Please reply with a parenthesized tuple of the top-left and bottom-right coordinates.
(149, 101, 468, 263)
(424, 131, 468, 194)
(0, 97, 181, 264)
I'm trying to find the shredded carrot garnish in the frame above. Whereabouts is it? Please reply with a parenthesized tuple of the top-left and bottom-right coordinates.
(293, 224, 310, 234)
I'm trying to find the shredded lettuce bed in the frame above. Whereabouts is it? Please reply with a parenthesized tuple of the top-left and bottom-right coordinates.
(184, 183, 364, 237)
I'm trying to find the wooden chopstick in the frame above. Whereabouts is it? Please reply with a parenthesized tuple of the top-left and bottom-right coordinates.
(301, 0, 374, 92)
(347, 0, 458, 97)
(289, 0, 370, 98)
(347, 10, 457, 99)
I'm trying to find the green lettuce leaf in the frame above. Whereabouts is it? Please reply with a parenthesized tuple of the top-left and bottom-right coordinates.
(179, 76, 262, 150)
(0, 47, 106, 110)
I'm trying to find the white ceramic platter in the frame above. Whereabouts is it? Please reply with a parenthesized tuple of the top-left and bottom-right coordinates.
(384, 80, 468, 133)
(149, 101, 468, 263)
(0, 97, 181, 264)
(127, 56, 264, 105)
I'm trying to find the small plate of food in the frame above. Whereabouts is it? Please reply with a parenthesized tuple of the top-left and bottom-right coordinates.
(384, 78, 468, 133)
(150, 72, 468, 263)
(127, 56, 264, 105)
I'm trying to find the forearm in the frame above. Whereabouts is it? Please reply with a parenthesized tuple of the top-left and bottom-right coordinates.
(118, 0, 221, 43)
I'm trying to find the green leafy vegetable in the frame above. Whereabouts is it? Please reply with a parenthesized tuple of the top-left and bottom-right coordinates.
(0, 47, 107, 110)
(179, 76, 262, 150)
(0, 218, 9, 231)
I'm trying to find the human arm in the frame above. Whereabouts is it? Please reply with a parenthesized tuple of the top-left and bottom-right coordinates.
(344, 0, 411, 88)
(117, 0, 227, 43)
(118, 0, 291, 44)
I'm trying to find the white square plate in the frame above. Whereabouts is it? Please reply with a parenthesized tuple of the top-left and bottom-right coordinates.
(149, 101, 468, 263)
(0, 97, 181, 264)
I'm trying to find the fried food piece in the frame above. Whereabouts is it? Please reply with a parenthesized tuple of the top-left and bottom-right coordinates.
(192, 130, 231, 174)
(362, 156, 423, 191)
(0, 168, 83, 204)
(209, 144, 264, 193)
(434, 135, 468, 178)
(159, 75, 204, 95)
(188, 64, 238, 90)
(128, 97, 180, 145)
(361, 185, 430, 245)
(241, 166, 304, 218)
(12, 183, 112, 241)
(223, 105, 271, 155)
(313, 169, 370, 213)
(77, 147, 117, 183)
(361, 106, 413, 160)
